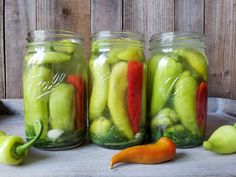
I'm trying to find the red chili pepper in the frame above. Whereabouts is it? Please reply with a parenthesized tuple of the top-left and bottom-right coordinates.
(127, 61, 143, 134)
(67, 75, 86, 129)
(196, 82, 208, 132)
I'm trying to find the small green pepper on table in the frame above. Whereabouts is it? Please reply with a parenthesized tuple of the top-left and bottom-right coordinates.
(0, 120, 43, 165)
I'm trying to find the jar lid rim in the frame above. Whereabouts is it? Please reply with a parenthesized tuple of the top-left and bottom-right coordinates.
(91, 30, 144, 41)
(150, 31, 205, 42)
(27, 30, 83, 41)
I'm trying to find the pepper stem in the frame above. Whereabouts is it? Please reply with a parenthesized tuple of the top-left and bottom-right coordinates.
(16, 120, 43, 156)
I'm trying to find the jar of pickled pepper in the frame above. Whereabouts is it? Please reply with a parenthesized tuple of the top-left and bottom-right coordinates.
(23, 30, 87, 150)
(148, 32, 208, 148)
(89, 31, 147, 149)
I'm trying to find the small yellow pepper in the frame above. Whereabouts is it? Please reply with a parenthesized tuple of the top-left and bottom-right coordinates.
(0, 120, 43, 165)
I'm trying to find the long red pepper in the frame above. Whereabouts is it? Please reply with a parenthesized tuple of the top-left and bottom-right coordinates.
(196, 82, 208, 132)
(67, 75, 85, 129)
(127, 61, 143, 134)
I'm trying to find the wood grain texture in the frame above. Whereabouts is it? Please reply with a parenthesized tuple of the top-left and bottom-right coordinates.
(91, 0, 122, 33)
(205, 0, 236, 98)
(36, 0, 90, 57)
(122, 0, 145, 33)
(0, 0, 4, 98)
(5, 0, 36, 98)
(123, 0, 175, 55)
(175, 0, 205, 33)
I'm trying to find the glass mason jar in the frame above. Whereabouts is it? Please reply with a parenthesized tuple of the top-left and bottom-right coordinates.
(23, 30, 87, 150)
(89, 31, 147, 149)
(148, 32, 208, 148)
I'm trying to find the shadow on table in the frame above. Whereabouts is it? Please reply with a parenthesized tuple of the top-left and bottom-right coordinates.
(174, 152, 186, 161)
(23, 149, 50, 165)
(0, 100, 14, 115)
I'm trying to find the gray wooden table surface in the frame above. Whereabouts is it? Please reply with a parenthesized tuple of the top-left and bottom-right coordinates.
(0, 99, 236, 177)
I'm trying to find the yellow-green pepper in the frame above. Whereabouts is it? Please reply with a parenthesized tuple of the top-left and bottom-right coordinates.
(0, 121, 43, 165)
(203, 123, 236, 154)
(108, 62, 134, 140)
(24, 65, 52, 138)
(89, 58, 110, 121)
(150, 56, 183, 117)
(49, 83, 76, 131)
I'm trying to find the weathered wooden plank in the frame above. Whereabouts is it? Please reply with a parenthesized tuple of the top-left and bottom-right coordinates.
(5, 0, 36, 98)
(123, 0, 144, 32)
(91, 0, 122, 33)
(0, 0, 4, 98)
(205, 0, 236, 99)
(175, 0, 205, 33)
(123, 0, 175, 55)
(37, 0, 90, 57)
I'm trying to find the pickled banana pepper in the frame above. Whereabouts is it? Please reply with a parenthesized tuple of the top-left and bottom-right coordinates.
(89, 31, 146, 149)
(148, 32, 208, 147)
(23, 30, 87, 150)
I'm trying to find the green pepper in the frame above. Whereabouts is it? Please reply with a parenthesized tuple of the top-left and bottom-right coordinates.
(151, 115, 174, 130)
(151, 108, 180, 142)
(52, 40, 76, 54)
(140, 63, 147, 129)
(147, 53, 164, 97)
(24, 66, 52, 138)
(90, 116, 112, 138)
(27, 43, 53, 54)
(90, 117, 128, 147)
(49, 83, 76, 131)
(25, 51, 71, 64)
(173, 71, 199, 134)
(89, 57, 110, 121)
(150, 55, 183, 117)
(0, 121, 43, 165)
(203, 123, 236, 154)
(151, 108, 177, 131)
(107, 48, 143, 63)
(173, 48, 208, 81)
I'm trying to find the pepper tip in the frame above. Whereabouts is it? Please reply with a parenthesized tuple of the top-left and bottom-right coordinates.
(110, 161, 114, 169)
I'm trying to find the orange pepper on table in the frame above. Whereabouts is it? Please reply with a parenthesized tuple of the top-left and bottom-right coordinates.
(110, 137, 176, 169)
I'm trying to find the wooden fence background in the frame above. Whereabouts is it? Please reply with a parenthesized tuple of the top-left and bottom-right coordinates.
(0, 0, 235, 99)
